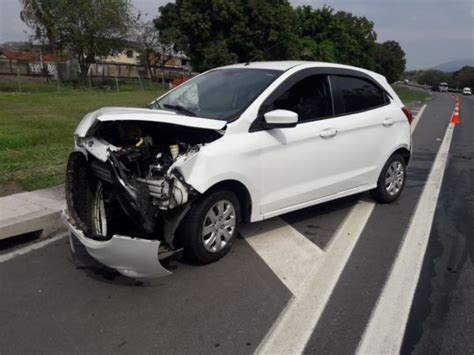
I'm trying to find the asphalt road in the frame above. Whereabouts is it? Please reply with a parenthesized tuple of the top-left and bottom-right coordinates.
(402, 94, 474, 354)
(0, 92, 471, 354)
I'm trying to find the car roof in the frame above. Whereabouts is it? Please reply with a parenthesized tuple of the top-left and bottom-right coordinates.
(219, 60, 375, 73)
(219, 61, 308, 71)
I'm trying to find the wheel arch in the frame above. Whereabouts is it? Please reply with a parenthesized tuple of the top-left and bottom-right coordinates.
(203, 180, 253, 223)
(373, 145, 411, 187)
(393, 147, 411, 166)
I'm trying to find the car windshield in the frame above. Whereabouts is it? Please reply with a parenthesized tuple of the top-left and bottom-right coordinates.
(151, 68, 282, 121)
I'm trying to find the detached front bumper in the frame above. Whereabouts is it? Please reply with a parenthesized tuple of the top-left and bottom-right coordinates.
(62, 210, 171, 279)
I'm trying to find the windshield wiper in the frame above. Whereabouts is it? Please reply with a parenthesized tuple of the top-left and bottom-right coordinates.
(162, 104, 197, 117)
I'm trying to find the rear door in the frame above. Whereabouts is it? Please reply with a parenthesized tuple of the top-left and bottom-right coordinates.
(327, 74, 396, 188)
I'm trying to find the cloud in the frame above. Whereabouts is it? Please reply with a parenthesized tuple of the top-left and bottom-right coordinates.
(0, 0, 31, 43)
(1, 0, 473, 69)
(377, 27, 474, 42)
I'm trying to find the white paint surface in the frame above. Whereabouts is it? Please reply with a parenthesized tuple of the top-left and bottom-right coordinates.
(255, 200, 375, 355)
(0, 233, 66, 263)
(241, 217, 324, 296)
(357, 122, 455, 355)
(411, 104, 427, 133)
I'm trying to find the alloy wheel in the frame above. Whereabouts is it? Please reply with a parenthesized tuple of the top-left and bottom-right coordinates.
(201, 200, 236, 253)
(384, 160, 405, 196)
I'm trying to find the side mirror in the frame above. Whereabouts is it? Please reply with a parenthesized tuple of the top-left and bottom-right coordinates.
(263, 109, 298, 128)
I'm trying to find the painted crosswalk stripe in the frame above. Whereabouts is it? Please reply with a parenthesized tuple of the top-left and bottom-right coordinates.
(357, 122, 455, 355)
(411, 104, 427, 133)
(241, 217, 324, 296)
(254, 200, 375, 354)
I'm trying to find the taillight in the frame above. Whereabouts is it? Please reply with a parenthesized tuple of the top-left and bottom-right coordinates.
(402, 106, 413, 124)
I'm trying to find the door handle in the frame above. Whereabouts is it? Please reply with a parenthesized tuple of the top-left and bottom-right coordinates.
(382, 118, 394, 127)
(319, 128, 338, 139)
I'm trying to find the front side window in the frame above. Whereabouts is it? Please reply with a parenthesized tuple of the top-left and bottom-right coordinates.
(151, 69, 282, 121)
(330, 75, 387, 115)
(265, 74, 333, 122)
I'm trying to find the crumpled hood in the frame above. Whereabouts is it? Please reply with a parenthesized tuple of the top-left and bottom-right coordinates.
(74, 106, 227, 137)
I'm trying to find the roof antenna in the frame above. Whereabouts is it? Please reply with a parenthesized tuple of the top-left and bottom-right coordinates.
(245, 40, 285, 66)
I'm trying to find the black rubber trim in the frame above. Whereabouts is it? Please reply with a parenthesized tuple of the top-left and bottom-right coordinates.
(249, 67, 391, 132)
(65, 151, 93, 236)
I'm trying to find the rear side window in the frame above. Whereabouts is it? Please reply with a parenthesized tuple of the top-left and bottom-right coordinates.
(330, 75, 388, 115)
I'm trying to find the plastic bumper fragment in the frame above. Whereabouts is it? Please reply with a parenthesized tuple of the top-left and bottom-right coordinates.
(62, 210, 171, 279)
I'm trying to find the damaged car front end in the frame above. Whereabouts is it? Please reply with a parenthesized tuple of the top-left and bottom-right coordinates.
(64, 66, 288, 279)
(63, 107, 226, 278)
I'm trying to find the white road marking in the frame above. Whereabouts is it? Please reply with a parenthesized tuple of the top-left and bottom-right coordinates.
(411, 104, 427, 133)
(357, 122, 455, 355)
(255, 200, 375, 355)
(241, 217, 324, 296)
(0, 232, 67, 263)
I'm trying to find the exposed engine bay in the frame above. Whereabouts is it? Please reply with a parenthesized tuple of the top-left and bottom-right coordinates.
(65, 119, 223, 255)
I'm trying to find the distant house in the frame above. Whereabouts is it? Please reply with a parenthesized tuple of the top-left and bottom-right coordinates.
(99, 49, 141, 65)
(98, 45, 191, 72)
(150, 51, 191, 71)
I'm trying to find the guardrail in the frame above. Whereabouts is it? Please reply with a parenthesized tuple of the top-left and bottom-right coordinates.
(399, 82, 462, 93)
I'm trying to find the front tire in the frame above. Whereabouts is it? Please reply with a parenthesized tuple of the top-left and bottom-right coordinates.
(371, 153, 407, 203)
(177, 190, 241, 264)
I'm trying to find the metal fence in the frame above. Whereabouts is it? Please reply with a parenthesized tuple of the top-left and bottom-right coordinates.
(0, 57, 195, 83)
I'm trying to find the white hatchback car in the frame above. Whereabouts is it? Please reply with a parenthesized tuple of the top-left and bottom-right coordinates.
(64, 61, 412, 278)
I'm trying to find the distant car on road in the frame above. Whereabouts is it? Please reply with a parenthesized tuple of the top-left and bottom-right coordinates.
(64, 61, 413, 278)
(439, 82, 449, 92)
(462, 87, 471, 95)
(431, 84, 440, 92)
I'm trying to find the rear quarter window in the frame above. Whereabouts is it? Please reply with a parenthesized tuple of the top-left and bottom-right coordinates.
(330, 75, 388, 115)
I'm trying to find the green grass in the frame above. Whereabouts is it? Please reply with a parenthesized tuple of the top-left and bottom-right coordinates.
(0, 86, 166, 191)
(393, 85, 431, 104)
(0, 82, 432, 193)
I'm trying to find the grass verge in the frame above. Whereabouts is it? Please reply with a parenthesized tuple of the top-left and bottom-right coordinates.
(393, 85, 431, 104)
(0, 82, 432, 194)
(0, 87, 166, 193)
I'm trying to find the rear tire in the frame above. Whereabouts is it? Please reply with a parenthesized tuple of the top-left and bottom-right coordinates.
(371, 153, 407, 203)
(177, 190, 241, 264)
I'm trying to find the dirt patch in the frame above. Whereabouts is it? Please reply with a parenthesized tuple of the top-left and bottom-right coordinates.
(0, 182, 24, 197)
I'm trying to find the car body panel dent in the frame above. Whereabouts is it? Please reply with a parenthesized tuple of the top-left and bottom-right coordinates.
(74, 106, 227, 138)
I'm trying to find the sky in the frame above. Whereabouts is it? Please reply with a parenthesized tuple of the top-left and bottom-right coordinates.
(1, 0, 473, 69)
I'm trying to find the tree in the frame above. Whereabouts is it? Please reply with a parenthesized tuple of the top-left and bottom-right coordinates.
(374, 40, 406, 83)
(453, 66, 474, 89)
(20, 0, 63, 54)
(153, 1, 399, 73)
(155, 0, 296, 72)
(134, 20, 174, 79)
(293, 6, 377, 69)
(20, 0, 137, 79)
(417, 69, 451, 86)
